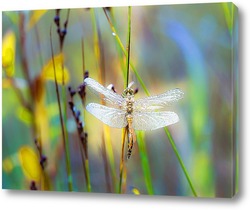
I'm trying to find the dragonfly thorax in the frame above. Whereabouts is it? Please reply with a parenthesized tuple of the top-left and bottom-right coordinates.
(122, 87, 135, 114)
(125, 97, 134, 114)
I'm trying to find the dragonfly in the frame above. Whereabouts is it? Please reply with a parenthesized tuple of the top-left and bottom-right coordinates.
(84, 77, 184, 159)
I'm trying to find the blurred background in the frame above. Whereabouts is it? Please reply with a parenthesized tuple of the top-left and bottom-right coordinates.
(2, 2, 238, 197)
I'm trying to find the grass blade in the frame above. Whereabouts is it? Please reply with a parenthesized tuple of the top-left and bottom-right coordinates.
(137, 131, 154, 195)
(164, 127, 197, 196)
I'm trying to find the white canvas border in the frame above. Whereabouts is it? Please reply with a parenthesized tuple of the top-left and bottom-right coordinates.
(1, 0, 248, 209)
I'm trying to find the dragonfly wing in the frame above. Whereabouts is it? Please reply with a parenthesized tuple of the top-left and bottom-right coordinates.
(86, 103, 127, 128)
(134, 88, 184, 111)
(132, 111, 179, 131)
(84, 77, 125, 106)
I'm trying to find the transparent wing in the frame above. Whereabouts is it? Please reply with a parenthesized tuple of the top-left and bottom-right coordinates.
(84, 77, 125, 106)
(86, 103, 127, 128)
(134, 89, 184, 111)
(132, 111, 179, 131)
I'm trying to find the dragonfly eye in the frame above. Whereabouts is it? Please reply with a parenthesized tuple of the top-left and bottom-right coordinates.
(122, 88, 134, 97)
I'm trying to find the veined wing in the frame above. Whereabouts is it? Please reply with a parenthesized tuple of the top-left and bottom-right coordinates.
(134, 89, 184, 111)
(132, 111, 179, 131)
(86, 103, 127, 128)
(84, 77, 125, 106)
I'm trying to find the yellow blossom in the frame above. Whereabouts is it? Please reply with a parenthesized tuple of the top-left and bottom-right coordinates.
(41, 53, 70, 84)
(2, 30, 16, 77)
(18, 146, 41, 181)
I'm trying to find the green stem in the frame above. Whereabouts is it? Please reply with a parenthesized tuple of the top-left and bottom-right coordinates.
(109, 9, 127, 87)
(137, 131, 154, 195)
(164, 127, 197, 196)
(82, 107, 92, 192)
(118, 6, 132, 193)
(103, 8, 150, 96)
(62, 86, 73, 191)
(119, 128, 127, 193)
(126, 6, 131, 87)
(103, 8, 197, 196)
(85, 159, 91, 192)
(104, 126, 118, 192)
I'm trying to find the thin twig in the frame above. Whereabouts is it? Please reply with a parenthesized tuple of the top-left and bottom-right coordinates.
(54, 9, 70, 52)
(54, 9, 70, 86)
(68, 85, 92, 192)
(53, 9, 74, 191)
(49, 25, 73, 191)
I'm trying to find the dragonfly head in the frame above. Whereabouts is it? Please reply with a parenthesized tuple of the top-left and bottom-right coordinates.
(122, 88, 134, 98)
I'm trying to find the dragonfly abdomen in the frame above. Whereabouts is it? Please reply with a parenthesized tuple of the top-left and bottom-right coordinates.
(126, 114, 136, 159)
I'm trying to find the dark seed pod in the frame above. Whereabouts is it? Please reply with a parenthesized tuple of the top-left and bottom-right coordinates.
(30, 181, 37, 190)
(54, 15, 60, 26)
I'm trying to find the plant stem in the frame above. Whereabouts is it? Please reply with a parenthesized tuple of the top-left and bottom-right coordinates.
(85, 159, 91, 192)
(80, 40, 92, 192)
(81, 39, 85, 76)
(137, 131, 154, 194)
(104, 126, 118, 192)
(101, 134, 112, 192)
(119, 128, 127, 193)
(118, 6, 132, 194)
(19, 13, 50, 190)
(49, 26, 73, 191)
(126, 6, 131, 87)
(91, 8, 118, 192)
(103, 8, 197, 197)
(103, 8, 150, 96)
(54, 9, 72, 191)
(164, 127, 197, 196)
(109, 9, 127, 87)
